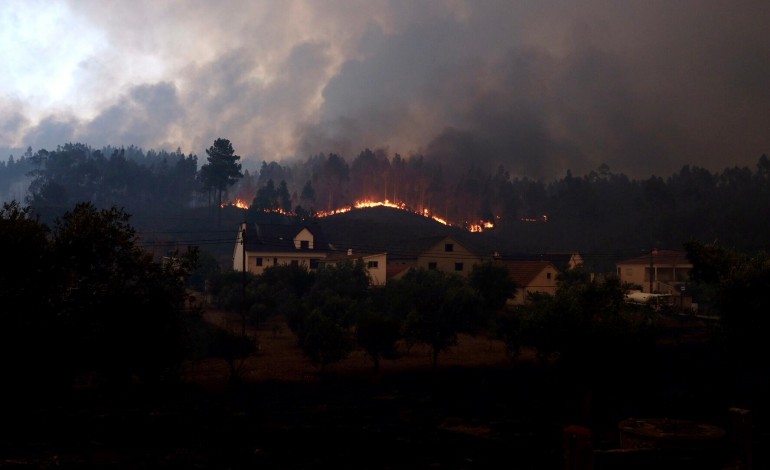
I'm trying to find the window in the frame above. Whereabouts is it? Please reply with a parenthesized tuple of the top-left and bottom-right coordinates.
(428, 262, 437, 270)
(256, 257, 263, 267)
(454, 262, 464, 271)
(310, 259, 320, 269)
(300, 240, 309, 249)
(546, 272, 551, 280)
(444, 243, 454, 252)
(273, 257, 278, 265)
(367, 260, 379, 268)
(291, 260, 299, 267)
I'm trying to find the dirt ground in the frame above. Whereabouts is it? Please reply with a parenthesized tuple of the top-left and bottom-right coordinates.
(190, 308, 520, 386)
(1, 309, 757, 469)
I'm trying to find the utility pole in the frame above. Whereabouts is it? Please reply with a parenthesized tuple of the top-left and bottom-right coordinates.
(649, 248, 657, 293)
(241, 223, 247, 337)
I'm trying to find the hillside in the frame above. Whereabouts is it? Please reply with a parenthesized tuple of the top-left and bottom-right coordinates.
(314, 206, 506, 257)
(130, 204, 580, 270)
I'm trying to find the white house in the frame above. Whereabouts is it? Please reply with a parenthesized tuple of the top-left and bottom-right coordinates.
(320, 249, 388, 286)
(233, 222, 331, 275)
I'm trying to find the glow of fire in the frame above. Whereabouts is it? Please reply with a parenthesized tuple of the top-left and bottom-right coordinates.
(354, 199, 407, 210)
(241, 197, 498, 232)
(315, 206, 352, 217)
(221, 198, 249, 209)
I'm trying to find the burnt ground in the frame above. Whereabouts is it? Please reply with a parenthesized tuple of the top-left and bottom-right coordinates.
(1, 312, 767, 469)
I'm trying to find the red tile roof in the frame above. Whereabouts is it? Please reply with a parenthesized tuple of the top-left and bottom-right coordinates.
(500, 260, 555, 287)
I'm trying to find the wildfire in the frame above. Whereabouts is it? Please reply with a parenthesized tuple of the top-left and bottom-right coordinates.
(221, 198, 249, 209)
(354, 199, 406, 210)
(431, 215, 449, 225)
(469, 220, 495, 232)
(238, 196, 497, 232)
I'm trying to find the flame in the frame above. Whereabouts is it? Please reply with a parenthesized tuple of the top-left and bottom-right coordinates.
(245, 196, 499, 232)
(221, 198, 249, 209)
(354, 199, 406, 210)
(315, 206, 352, 217)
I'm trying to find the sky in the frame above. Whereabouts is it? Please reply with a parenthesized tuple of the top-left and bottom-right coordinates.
(1, 0, 769, 179)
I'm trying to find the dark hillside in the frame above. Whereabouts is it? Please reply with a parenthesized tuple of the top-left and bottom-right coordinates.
(131, 206, 247, 267)
(315, 206, 507, 257)
(124, 205, 596, 270)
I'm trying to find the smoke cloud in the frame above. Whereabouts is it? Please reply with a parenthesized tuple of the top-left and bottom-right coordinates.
(1, 1, 768, 178)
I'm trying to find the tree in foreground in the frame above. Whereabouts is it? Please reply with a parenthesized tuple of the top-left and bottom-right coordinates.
(0, 201, 57, 392)
(299, 311, 354, 373)
(1, 201, 198, 395)
(393, 268, 482, 368)
(356, 310, 401, 373)
(685, 241, 770, 384)
(505, 274, 658, 418)
(470, 261, 517, 316)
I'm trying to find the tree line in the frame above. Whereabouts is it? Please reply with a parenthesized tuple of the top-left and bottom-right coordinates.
(4, 140, 770, 263)
(206, 260, 516, 373)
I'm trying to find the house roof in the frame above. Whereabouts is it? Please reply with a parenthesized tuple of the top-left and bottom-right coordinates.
(499, 260, 556, 287)
(617, 249, 691, 266)
(502, 252, 581, 270)
(389, 235, 481, 261)
(386, 263, 413, 280)
(243, 222, 331, 253)
(323, 249, 385, 263)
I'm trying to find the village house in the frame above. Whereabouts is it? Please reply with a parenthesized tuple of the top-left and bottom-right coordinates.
(616, 249, 693, 309)
(499, 260, 559, 305)
(319, 249, 388, 286)
(383, 235, 487, 281)
(616, 249, 692, 294)
(233, 222, 332, 275)
(415, 236, 482, 277)
(415, 235, 484, 278)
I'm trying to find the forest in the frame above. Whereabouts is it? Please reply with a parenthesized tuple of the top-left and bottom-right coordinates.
(2, 141, 770, 271)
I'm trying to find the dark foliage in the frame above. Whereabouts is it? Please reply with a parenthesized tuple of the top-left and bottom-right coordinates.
(686, 242, 770, 387)
(0, 201, 197, 396)
(391, 268, 483, 367)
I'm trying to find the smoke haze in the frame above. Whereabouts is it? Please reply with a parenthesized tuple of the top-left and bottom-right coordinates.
(1, 0, 768, 178)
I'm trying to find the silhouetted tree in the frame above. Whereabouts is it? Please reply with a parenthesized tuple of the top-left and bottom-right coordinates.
(199, 138, 243, 225)
(470, 261, 517, 316)
(356, 310, 401, 373)
(50, 203, 196, 388)
(394, 268, 482, 368)
(685, 241, 770, 383)
(299, 311, 354, 372)
(1, 201, 197, 396)
(0, 201, 57, 393)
